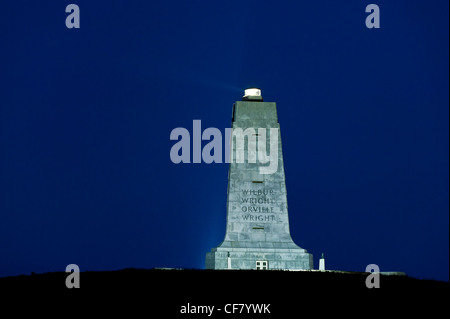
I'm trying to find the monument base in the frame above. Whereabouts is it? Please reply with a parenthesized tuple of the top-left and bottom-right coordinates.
(206, 246, 313, 270)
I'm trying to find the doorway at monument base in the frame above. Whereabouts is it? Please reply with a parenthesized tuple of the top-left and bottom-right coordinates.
(205, 246, 313, 270)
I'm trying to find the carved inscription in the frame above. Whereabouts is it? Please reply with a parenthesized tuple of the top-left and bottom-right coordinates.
(240, 188, 276, 222)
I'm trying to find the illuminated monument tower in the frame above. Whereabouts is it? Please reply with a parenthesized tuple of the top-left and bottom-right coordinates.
(205, 88, 313, 270)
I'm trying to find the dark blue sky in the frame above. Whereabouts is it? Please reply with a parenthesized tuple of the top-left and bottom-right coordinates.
(1, 1, 448, 281)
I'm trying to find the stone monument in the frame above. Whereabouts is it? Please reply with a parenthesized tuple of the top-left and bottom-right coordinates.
(319, 253, 326, 271)
(205, 88, 313, 270)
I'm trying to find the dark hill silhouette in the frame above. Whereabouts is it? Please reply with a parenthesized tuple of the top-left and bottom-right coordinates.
(0, 269, 448, 316)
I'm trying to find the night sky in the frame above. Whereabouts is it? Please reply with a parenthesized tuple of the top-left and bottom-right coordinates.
(0, 1, 448, 281)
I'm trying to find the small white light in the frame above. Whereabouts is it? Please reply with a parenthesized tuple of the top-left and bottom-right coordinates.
(244, 88, 261, 97)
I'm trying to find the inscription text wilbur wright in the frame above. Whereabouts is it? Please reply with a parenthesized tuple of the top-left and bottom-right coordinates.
(240, 189, 276, 222)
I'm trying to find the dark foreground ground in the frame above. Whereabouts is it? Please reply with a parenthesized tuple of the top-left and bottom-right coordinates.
(1, 269, 448, 317)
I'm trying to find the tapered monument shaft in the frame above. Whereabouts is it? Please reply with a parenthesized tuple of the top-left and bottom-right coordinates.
(206, 89, 313, 270)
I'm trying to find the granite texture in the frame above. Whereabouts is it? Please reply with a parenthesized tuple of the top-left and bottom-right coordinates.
(206, 98, 313, 270)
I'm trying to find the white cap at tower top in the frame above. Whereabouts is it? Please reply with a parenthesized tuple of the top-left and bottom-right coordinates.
(243, 88, 261, 98)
